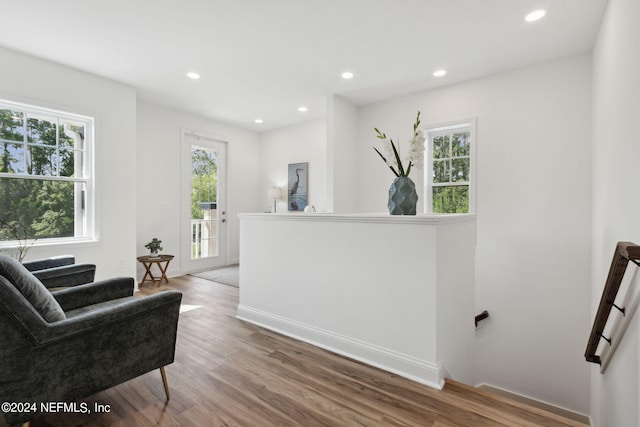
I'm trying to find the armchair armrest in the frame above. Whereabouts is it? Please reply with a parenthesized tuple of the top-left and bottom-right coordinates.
(34, 290, 182, 344)
(32, 263, 96, 289)
(23, 255, 75, 272)
(52, 277, 135, 312)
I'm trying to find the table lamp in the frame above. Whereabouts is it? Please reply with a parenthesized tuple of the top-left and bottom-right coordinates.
(267, 187, 282, 213)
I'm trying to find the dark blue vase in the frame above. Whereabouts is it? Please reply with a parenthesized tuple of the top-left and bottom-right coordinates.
(388, 176, 418, 215)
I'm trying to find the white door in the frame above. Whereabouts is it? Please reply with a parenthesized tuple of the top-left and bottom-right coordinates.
(181, 130, 227, 272)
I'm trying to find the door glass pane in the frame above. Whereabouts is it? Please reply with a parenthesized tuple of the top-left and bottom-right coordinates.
(191, 145, 218, 259)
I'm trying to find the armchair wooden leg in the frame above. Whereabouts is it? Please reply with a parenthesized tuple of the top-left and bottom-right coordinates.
(160, 367, 170, 401)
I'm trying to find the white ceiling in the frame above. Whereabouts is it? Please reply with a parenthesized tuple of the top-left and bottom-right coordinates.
(0, 0, 607, 132)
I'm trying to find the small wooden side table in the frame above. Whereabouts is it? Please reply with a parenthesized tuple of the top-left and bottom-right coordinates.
(137, 254, 174, 287)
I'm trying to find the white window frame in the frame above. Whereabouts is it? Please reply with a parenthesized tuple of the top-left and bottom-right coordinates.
(0, 99, 95, 246)
(424, 118, 476, 214)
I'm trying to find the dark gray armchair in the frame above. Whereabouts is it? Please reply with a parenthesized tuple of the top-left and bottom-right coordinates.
(22, 255, 96, 289)
(0, 254, 182, 426)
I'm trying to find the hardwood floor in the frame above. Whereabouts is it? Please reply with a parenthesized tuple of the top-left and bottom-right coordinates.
(29, 275, 587, 427)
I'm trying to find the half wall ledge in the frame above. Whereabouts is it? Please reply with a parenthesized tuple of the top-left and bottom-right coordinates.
(237, 212, 477, 388)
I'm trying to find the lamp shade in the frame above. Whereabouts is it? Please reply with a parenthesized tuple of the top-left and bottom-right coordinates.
(267, 187, 282, 200)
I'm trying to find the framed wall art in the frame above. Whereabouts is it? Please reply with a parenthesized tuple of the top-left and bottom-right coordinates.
(287, 162, 308, 211)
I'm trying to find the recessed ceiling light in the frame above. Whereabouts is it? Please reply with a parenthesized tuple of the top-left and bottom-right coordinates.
(186, 72, 201, 80)
(298, 106, 308, 112)
(433, 69, 447, 77)
(341, 71, 354, 80)
(254, 118, 264, 124)
(525, 9, 546, 22)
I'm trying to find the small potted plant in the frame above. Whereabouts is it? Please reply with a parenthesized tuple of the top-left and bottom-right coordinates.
(145, 238, 163, 258)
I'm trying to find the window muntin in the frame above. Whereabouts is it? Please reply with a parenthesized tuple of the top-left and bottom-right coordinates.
(425, 122, 474, 214)
(0, 100, 93, 245)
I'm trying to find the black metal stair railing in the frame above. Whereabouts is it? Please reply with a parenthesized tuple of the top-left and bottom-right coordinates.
(475, 310, 489, 327)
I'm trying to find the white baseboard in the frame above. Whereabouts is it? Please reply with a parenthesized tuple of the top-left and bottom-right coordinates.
(476, 383, 591, 425)
(236, 304, 444, 390)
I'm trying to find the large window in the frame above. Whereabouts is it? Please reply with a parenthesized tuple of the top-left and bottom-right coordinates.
(425, 121, 475, 213)
(0, 100, 94, 247)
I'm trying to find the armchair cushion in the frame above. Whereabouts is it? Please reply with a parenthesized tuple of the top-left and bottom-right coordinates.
(0, 254, 66, 323)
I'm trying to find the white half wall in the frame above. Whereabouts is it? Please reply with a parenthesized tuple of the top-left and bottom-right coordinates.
(591, 0, 640, 425)
(354, 55, 593, 414)
(259, 119, 327, 213)
(238, 213, 477, 388)
(136, 100, 261, 276)
(0, 46, 138, 280)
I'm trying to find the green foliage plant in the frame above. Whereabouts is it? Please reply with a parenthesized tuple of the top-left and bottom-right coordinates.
(145, 237, 163, 255)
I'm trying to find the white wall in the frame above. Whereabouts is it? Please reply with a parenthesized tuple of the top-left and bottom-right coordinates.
(327, 95, 358, 213)
(591, 0, 640, 425)
(259, 119, 327, 212)
(355, 55, 593, 415)
(0, 46, 138, 280)
(136, 100, 261, 276)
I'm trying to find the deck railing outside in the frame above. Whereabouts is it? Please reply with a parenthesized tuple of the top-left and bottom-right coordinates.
(191, 218, 217, 258)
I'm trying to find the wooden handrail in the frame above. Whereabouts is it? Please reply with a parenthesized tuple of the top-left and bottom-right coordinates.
(585, 242, 640, 364)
